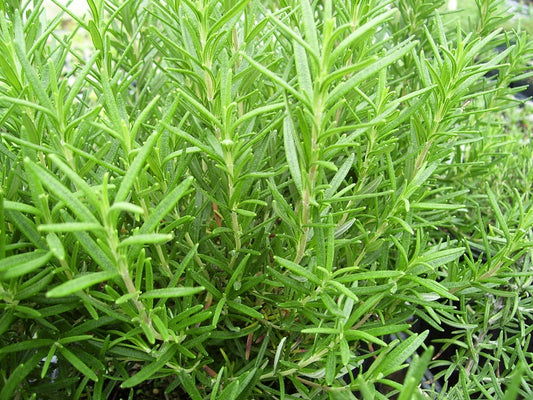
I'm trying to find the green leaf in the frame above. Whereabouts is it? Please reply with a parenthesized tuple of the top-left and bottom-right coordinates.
(209, 0, 249, 35)
(486, 183, 511, 243)
(410, 202, 466, 210)
(48, 154, 100, 208)
(87, 19, 103, 51)
(5, 210, 47, 249)
(274, 256, 321, 285)
(125, 176, 193, 259)
(114, 94, 180, 201)
(0, 250, 52, 280)
(64, 51, 101, 112)
(47, 271, 120, 297)
(398, 347, 433, 400)
(241, 53, 310, 107)
(403, 275, 458, 301)
(176, 88, 222, 129)
(327, 280, 359, 302)
(178, 370, 204, 400)
(371, 331, 429, 378)
(227, 300, 264, 319)
(301, 327, 339, 334)
(327, 40, 417, 107)
(115, 134, 163, 202)
(46, 232, 65, 260)
(412, 247, 465, 269)
(68, 229, 116, 272)
(117, 233, 173, 248)
(299, 0, 319, 55)
(345, 292, 386, 328)
(225, 254, 250, 296)
(231, 102, 284, 132)
(121, 344, 178, 388)
(329, 9, 396, 66)
(283, 114, 303, 194)
(503, 361, 525, 400)
(161, 122, 223, 162)
(343, 330, 387, 346)
(0, 96, 56, 119)
(232, 367, 261, 399)
(139, 286, 205, 299)
(38, 222, 104, 232)
(293, 40, 313, 99)
(58, 346, 99, 381)
(130, 95, 161, 142)
(273, 337, 287, 374)
(13, 13, 53, 111)
(3, 200, 42, 215)
(0, 338, 54, 354)
(334, 270, 403, 282)
(24, 159, 99, 224)
(0, 349, 48, 399)
(326, 350, 336, 385)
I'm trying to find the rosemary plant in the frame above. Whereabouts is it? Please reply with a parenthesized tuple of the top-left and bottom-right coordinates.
(0, 0, 532, 398)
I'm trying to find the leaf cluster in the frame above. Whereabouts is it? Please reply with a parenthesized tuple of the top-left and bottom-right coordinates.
(0, 0, 532, 398)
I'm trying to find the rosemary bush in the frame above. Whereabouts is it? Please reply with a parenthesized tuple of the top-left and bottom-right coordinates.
(0, 0, 532, 398)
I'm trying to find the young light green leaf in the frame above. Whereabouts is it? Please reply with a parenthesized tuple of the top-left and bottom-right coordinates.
(24, 159, 98, 224)
(3, 200, 41, 215)
(0, 250, 53, 280)
(240, 53, 310, 108)
(13, 13, 53, 112)
(283, 114, 303, 195)
(301, 327, 339, 334)
(47, 270, 120, 297)
(130, 95, 161, 143)
(139, 286, 205, 299)
(412, 247, 465, 269)
(117, 233, 173, 248)
(327, 40, 417, 107)
(48, 153, 101, 207)
(6, 210, 47, 249)
(403, 275, 458, 301)
(343, 330, 387, 346)
(109, 202, 145, 215)
(486, 183, 511, 243)
(46, 233, 65, 260)
(293, 40, 313, 99)
(114, 95, 181, 202)
(209, 0, 249, 35)
(64, 51, 100, 112)
(38, 222, 104, 233)
(327, 280, 359, 302)
(329, 9, 396, 66)
(273, 337, 287, 374)
(298, 0, 319, 55)
(231, 103, 284, 131)
(274, 256, 321, 285)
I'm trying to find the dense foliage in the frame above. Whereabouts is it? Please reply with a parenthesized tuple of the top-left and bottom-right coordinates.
(0, 0, 532, 398)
